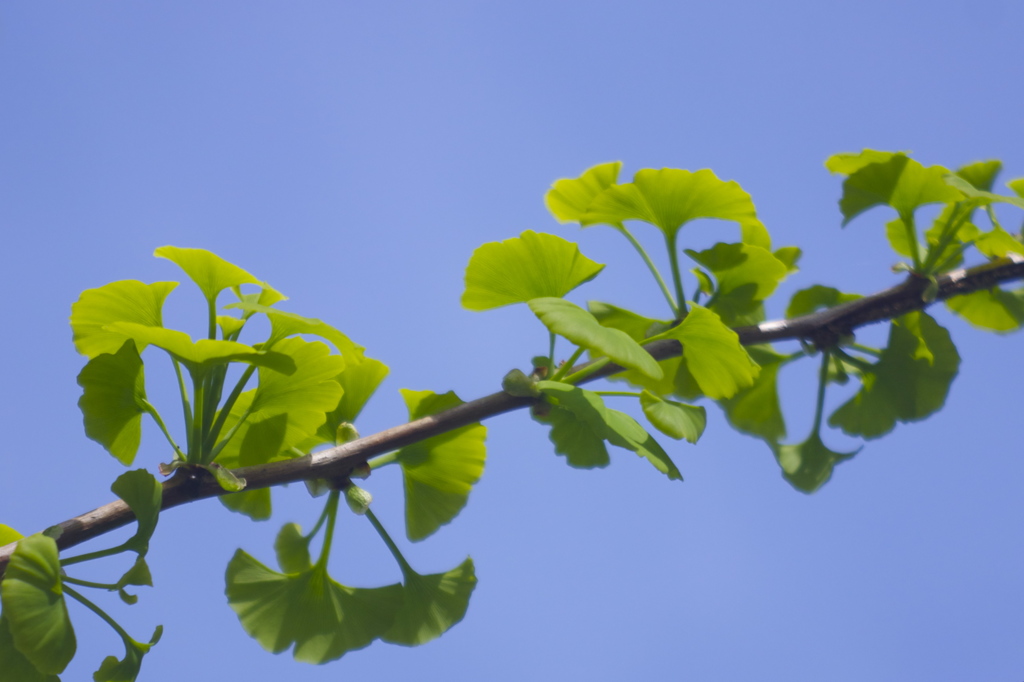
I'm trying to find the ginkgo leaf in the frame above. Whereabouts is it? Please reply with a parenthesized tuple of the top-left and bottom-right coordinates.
(110, 469, 162, 555)
(603, 409, 682, 480)
(396, 390, 486, 541)
(91, 625, 162, 682)
(528, 297, 662, 381)
(71, 280, 178, 358)
(581, 168, 760, 240)
(836, 153, 961, 224)
(0, 535, 76, 675)
(944, 175, 1024, 210)
(154, 246, 261, 305)
(220, 489, 272, 521)
(0, 525, 23, 547)
(461, 231, 605, 310)
(545, 161, 622, 223)
(77, 340, 149, 465)
(532, 403, 610, 468)
(786, 285, 862, 318)
(640, 391, 706, 443)
(946, 287, 1024, 332)
(274, 523, 312, 575)
(973, 226, 1024, 258)
(772, 432, 859, 493)
(224, 549, 403, 664)
(650, 305, 759, 400)
(223, 302, 364, 358)
(105, 322, 295, 376)
(588, 301, 670, 341)
(300, 355, 390, 452)
(382, 557, 476, 646)
(825, 149, 901, 175)
(0, 615, 58, 682)
(829, 311, 960, 439)
(717, 345, 787, 442)
(954, 160, 1002, 192)
(685, 242, 789, 326)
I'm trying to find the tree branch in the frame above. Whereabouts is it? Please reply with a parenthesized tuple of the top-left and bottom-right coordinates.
(1, 255, 1022, 576)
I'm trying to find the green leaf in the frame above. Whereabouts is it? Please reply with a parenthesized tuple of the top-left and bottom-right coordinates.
(824, 149, 900, 175)
(772, 432, 859, 493)
(114, 556, 153, 605)
(717, 345, 787, 442)
(0, 525, 23, 547)
(154, 247, 261, 305)
(274, 523, 312, 574)
(974, 225, 1024, 258)
(650, 305, 759, 400)
(836, 153, 961, 225)
(222, 302, 364, 357)
(219, 489, 271, 521)
(944, 174, 1024, 210)
(884, 217, 919, 258)
(0, 615, 59, 682)
(0, 535, 76, 675)
(786, 286, 862, 318)
(1007, 178, 1024, 198)
(396, 390, 487, 541)
(946, 286, 1024, 332)
(71, 280, 178, 359)
(110, 470, 161, 555)
(537, 381, 681, 480)
(300, 354, 391, 452)
(773, 246, 802, 272)
(205, 463, 247, 493)
(581, 168, 760, 240)
(531, 403, 610, 468)
(77, 341, 148, 465)
(685, 242, 789, 326)
(640, 391, 706, 443)
(955, 160, 1002, 192)
(104, 323, 295, 376)
(224, 549, 403, 663)
(829, 311, 960, 439)
(588, 302, 670, 341)
(461, 231, 605, 310)
(528, 297, 662, 381)
(216, 315, 245, 338)
(383, 557, 476, 646)
(545, 161, 622, 223)
(92, 626, 162, 682)
(215, 338, 345, 468)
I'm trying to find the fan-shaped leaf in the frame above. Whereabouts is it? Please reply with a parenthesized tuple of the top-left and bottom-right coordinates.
(528, 297, 662, 381)
(110, 469, 161, 555)
(545, 162, 622, 223)
(71, 280, 178, 358)
(685, 242, 789, 326)
(786, 285, 862, 318)
(154, 247, 261, 305)
(92, 625, 162, 682)
(772, 432, 859, 493)
(717, 345, 787, 442)
(461, 231, 605, 310)
(0, 615, 59, 682)
(77, 341, 148, 465)
(835, 153, 961, 224)
(640, 391, 706, 443)
(396, 390, 486, 541)
(223, 302, 364, 358)
(532, 403, 610, 468)
(382, 557, 476, 646)
(946, 286, 1024, 332)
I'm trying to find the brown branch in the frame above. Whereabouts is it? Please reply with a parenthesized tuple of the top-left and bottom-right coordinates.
(1, 255, 1022, 576)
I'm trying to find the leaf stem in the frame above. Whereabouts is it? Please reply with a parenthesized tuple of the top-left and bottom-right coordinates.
(562, 357, 611, 385)
(62, 576, 119, 590)
(812, 349, 831, 433)
(364, 507, 414, 578)
(315, 490, 340, 570)
(189, 376, 205, 463)
(368, 451, 400, 470)
(142, 401, 187, 461)
(62, 545, 129, 567)
(172, 359, 193, 451)
(594, 391, 642, 398)
(547, 332, 556, 377)
(305, 497, 333, 541)
(616, 224, 679, 316)
(63, 584, 134, 644)
(921, 203, 970, 273)
(665, 232, 689, 318)
(903, 212, 923, 272)
(204, 364, 258, 452)
(551, 347, 586, 382)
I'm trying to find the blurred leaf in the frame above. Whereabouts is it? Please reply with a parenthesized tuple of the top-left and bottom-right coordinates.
(581, 168, 760, 240)
(640, 391, 706, 443)
(532, 404, 610, 468)
(110, 469, 161, 555)
(71, 280, 178, 359)
(946, 287, 1024, 332)
(77, 341, 148, 465)
(0, 535, 75, 675)
(104, 323, 295, 376)
(773, 246, 802, 272)
(974, 226, 1024, 258)
(382, 557, 476, 646)
(461, 231, 605, 310)
(545, 161, 622, 223)
(1007, 178, 1024, 197)
(225, 549, 402, 663)
(772, 432, 859, 493)
(685, 242, 789, 326)
(154, 246, 260, 305)
(829, 311, 960, 438)
(652, 305, 759, 400)
(92, 625, 162, 682)
(718, 345, 787, 442)
(836, 153, 961, 225)
(824, 149, 900, 175)
(219, 489, 271, 521)
(786, 286, 862, 318)
(955, 160, 1001, 192)
(944, 175, 1024, 210)
(528, 297, 662, 381)
(274, 523, 312, 575)
(884, 217, 919, 258)
(206, 463, 246, 493)
(396, 390, 486, 541)
(216, 315, 245, 338)
(0, 615, 58, 682)
(0, 525, 23, 546)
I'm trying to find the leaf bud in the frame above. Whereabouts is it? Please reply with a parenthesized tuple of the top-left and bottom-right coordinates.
(502, 368, 541, 397)
(345, 485, 373, 515)
(336, 422, 360, 444)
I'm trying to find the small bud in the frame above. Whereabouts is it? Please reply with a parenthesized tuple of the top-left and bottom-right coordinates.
(502, 368, 541, 397)
(345, 485, 373, 515)
(350, 462, 372, 480)
(336, 422, 360, 444)
(922, 277, 939, 302)
(305, 478, 330, 498)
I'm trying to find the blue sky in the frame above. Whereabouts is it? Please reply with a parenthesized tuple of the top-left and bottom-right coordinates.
(2, 2, 1023, 680)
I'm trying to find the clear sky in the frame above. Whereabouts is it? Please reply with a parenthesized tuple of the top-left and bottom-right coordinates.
(2, 2, 1023, 680)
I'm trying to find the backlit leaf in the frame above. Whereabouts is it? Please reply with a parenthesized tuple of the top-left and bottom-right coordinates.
(588, 301, 670, 341)
(224, 549, 403, 663)
(274, 523, 312, 575)
(786, 285, 862, 318)
(824, 149, 900, 175)
(110, 469, 162, 555)
(772, 432, 859, 493)
(0, 535, 75, 675)
(717, 345, 787, 442)
(71, 280, 178, 358)
(154, 247, 261, 305)
(461, 231, 605, 310)
(220, 489, 272, 521)
(223, 302, 364, 358)
(0, 615, 58, 682)
(685, 242, 789, 326)
(640, 391, 706, 443)
(532, 404, 610, 468)
(603, 409, 682, 480)
(836, 153, 961, 224)
(382, 557, 476, 646)
(946, 287, 1024, 332)
(545, 162, 622, 223)
(396, 390, 486, 541)
(91, 625, 162, 682)
(528, 297, 662, 381)
(77, 341, 148, 465)
(829, 311, 960, 438)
